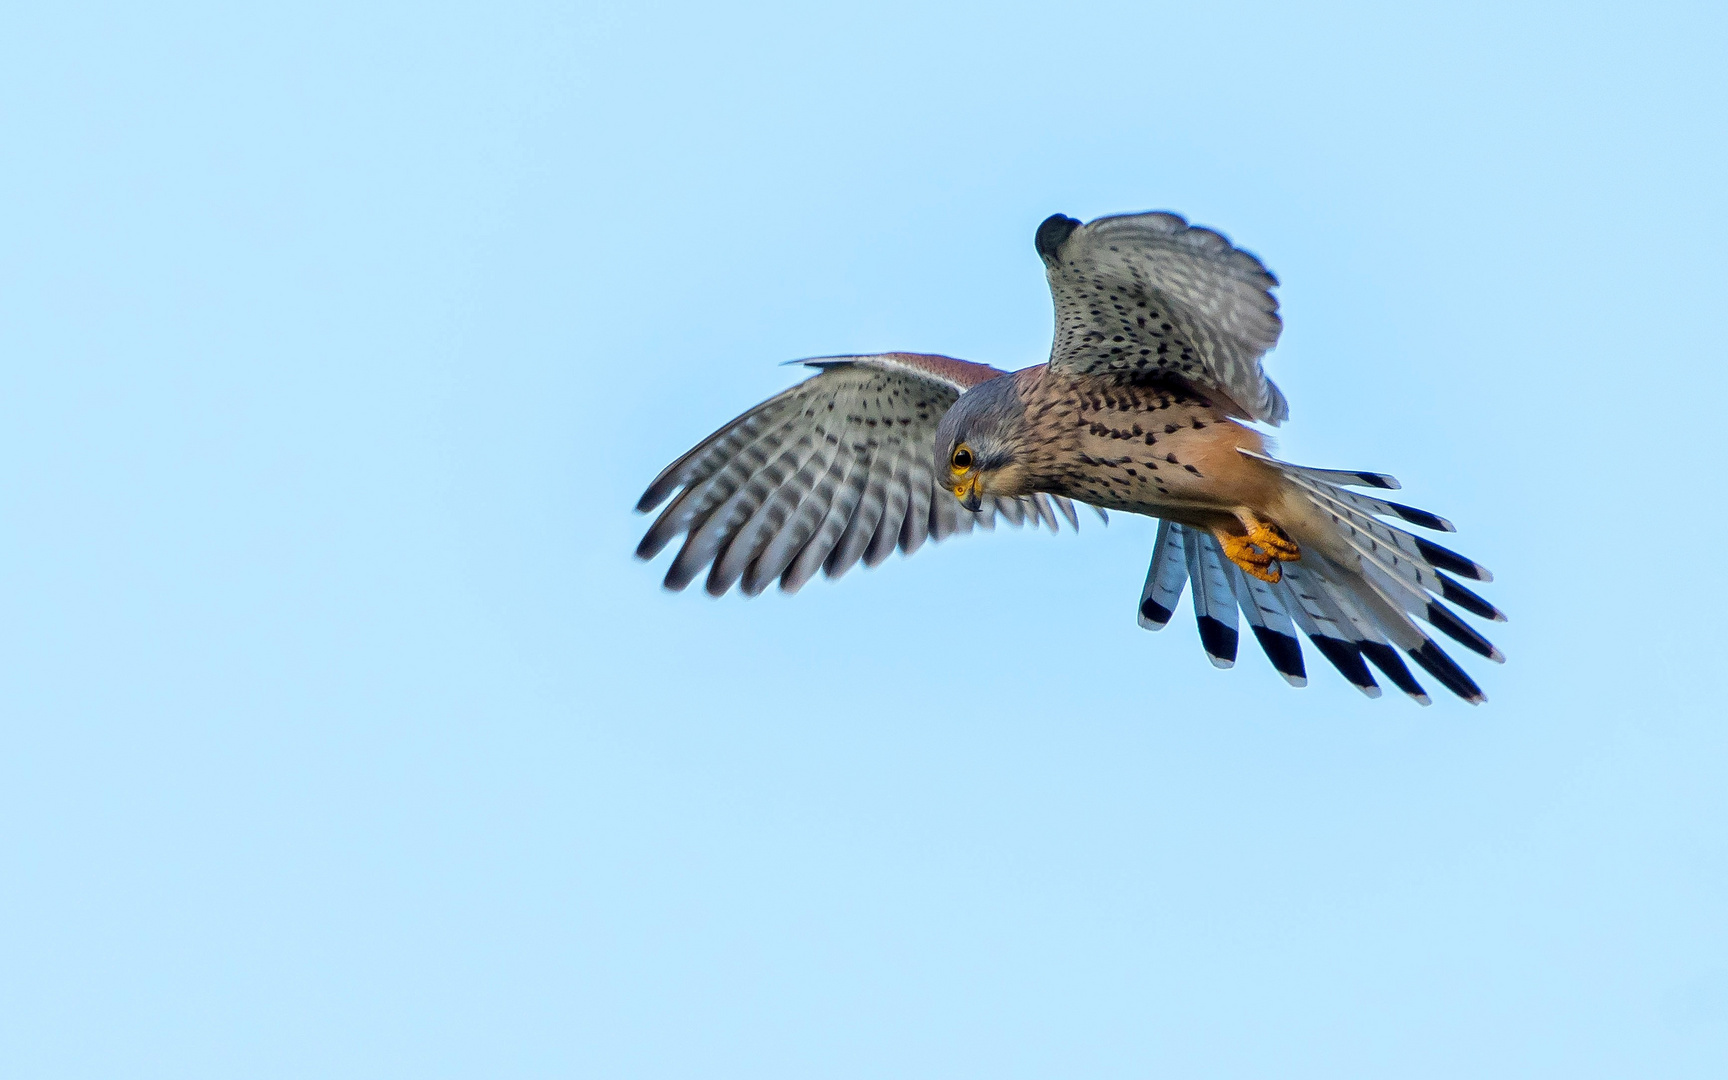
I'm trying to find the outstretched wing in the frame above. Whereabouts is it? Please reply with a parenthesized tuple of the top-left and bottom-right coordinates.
(1035, 211, 1289, 424)
(636, 352, 1088, 597)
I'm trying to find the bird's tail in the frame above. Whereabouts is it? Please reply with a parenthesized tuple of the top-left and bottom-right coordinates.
(1136, 449, 1505, 704)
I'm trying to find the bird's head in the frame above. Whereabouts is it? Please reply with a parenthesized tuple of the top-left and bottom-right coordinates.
(934, 374, 1033, 511)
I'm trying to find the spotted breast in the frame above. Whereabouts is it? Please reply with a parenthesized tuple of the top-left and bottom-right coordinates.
(1012, 367, 1278, 528)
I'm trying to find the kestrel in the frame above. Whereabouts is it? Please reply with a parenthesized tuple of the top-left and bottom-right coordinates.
(635, 211, 1503, 703)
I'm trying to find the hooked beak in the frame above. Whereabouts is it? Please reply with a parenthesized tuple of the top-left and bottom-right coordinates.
(953, 473, 983, 512)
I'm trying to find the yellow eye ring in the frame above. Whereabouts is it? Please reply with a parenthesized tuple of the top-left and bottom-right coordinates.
(951, 445, 974, 472)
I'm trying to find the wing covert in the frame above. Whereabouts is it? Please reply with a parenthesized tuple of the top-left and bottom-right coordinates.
(1037, 211, 1289, 424)
(636, 353, 1087, 597)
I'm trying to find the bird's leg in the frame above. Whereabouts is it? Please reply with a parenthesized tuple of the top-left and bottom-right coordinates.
(1214, 511, 1300, 583)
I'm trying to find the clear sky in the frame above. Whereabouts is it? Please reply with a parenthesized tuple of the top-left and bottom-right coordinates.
(4, 2, 1726, 1077)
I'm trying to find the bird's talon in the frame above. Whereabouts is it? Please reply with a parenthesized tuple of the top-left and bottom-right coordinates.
(1249, 522, 1300, 558)
(1217, 516, 1300, 583)
(1243, 560, 1284, 583)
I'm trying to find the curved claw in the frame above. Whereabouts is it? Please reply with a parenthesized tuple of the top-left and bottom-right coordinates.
(1216, 514, 1300, 583)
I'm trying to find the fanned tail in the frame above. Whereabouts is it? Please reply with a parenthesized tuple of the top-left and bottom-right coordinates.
(1142, 525, 1409, 700)
(1252, 449, 1502, 703)
(1134, 453, 1504, 705)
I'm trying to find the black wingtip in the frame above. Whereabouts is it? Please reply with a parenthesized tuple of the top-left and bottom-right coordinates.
(1035, 214, 1081, 264)
(1407, 640, 1487, 704)
(1415, 537, 1492, 582)
(1387, 500, 1455, 532)
(1437, 572, 1507, 623)
(1309, 636, 1381, 697)
(1139, 598, 1174, 629)
(1250, 627, 1307, 686)
(1424, 602, 1504, 663)
(1196, 615, 1239, 668)
(1360, 640, 1431, 705)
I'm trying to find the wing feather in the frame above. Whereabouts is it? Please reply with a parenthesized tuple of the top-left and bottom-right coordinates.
(724, 423, 844, 595)
(1036, 211, 1288, 423)
(739, 426, 853, 595)
(1053, 496, 1081, 531)
(824, 439, 892, 578)
(636, 354, 1090, 596)
(781, 441, 879, 593)
(864, 444, 912, 569)
(637, 399, 811, 559)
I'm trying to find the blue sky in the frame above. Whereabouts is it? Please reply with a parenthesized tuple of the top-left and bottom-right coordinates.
(4, 2, 1726, 1077)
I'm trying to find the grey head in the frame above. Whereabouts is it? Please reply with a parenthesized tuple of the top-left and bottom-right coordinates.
(934, 373, 1031, 511)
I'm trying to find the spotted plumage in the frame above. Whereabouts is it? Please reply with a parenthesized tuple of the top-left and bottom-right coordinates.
(636, 210, 1503, 704)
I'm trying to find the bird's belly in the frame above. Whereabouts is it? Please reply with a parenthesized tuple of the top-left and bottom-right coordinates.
(1028, 406, 1273, 525)
(1061, 481, 1234, 529)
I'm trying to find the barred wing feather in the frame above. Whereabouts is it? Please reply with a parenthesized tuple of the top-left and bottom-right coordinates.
(636, 353, 1086, 597)
(1035, 211, 1289, 424)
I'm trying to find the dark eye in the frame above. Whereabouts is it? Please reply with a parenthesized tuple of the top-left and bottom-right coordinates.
(951, 446, 973, 471)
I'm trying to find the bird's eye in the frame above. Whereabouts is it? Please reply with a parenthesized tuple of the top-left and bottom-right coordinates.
(951, 446, 973, 472)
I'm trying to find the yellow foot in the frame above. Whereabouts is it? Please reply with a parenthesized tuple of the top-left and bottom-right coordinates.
(1216, 515, 1300, 583)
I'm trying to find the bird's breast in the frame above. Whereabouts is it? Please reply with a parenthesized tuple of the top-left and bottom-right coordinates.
(1016, 374, 1273, 517)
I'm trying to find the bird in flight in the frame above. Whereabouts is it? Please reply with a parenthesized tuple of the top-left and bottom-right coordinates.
(635, 211, 1503, 704)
